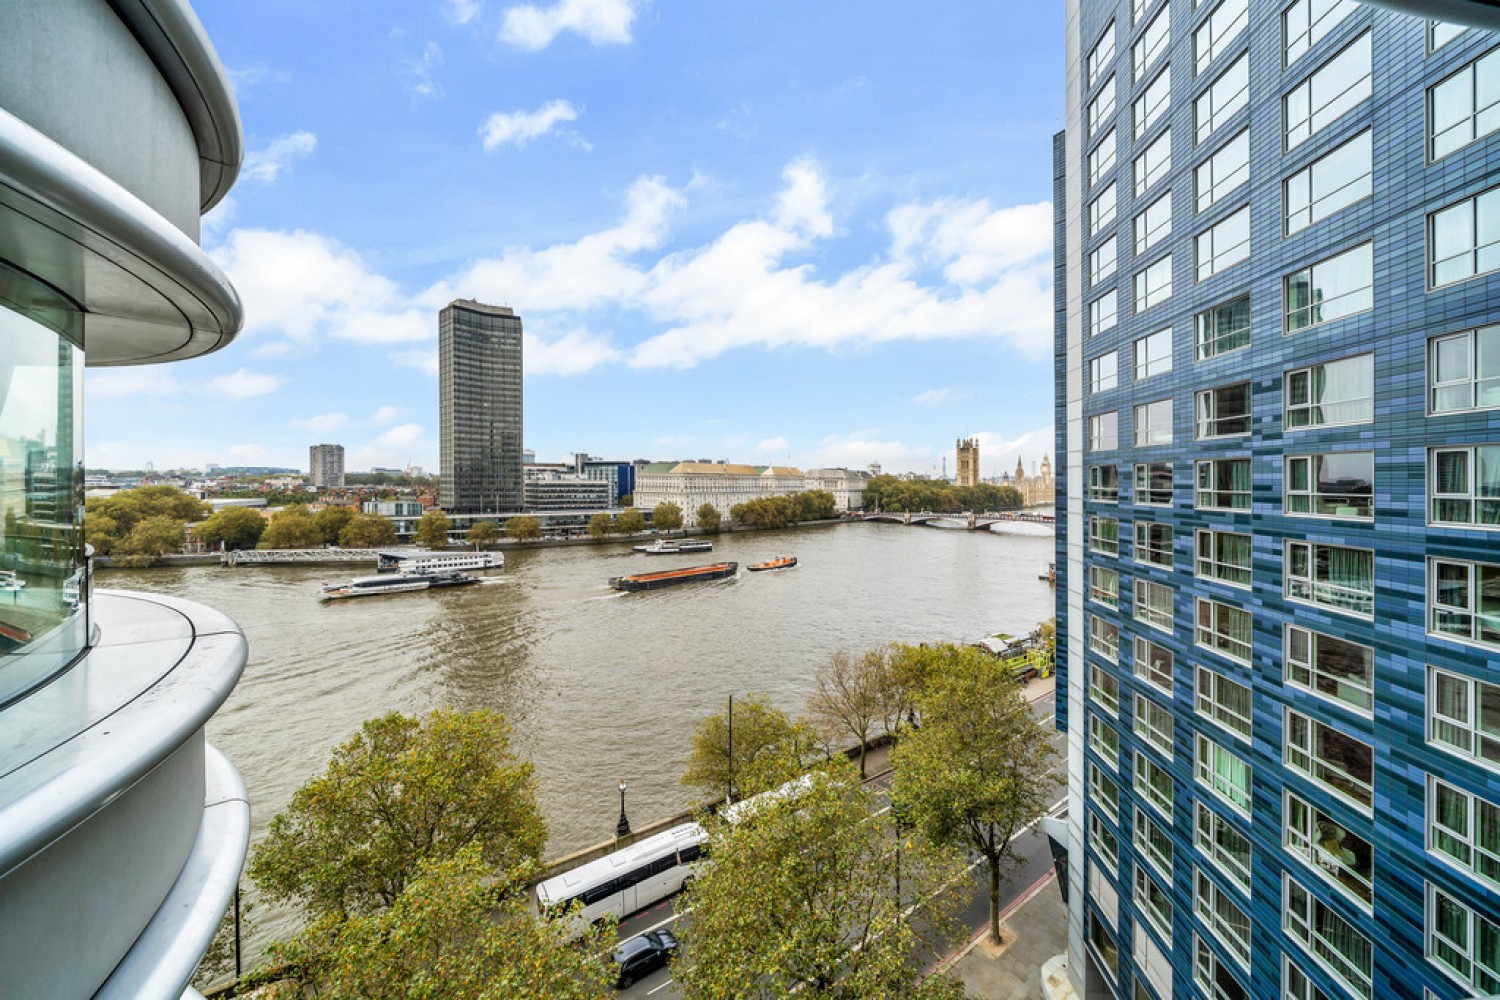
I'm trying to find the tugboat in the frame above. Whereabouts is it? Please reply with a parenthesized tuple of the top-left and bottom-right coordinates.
(609, 562, 737, 592)
(320, 570, 480, 600)
(747, 555, 797, 572)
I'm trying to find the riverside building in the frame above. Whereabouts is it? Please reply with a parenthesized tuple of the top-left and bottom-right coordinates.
(439, 299, 524, 514)
(634, 462, 806, 527)
(1055, 2, 1500, 998)
(308, 442, 345, 489)
(0, 1, 250, 995)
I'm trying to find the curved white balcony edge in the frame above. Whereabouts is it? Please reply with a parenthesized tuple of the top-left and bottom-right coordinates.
(1356, 0, 1500, 30)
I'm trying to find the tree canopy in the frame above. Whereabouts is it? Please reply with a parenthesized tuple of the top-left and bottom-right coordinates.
(413, 510, 452, 549)
(587, 512, 613, 538)
(862, 475, 1024, 513)
(729, 491, 836, 529)
(695, 503, 722, 533)
(467, 520, 503, 546)
(111, 515, 187, 566)
(84, 484, 209, 555)
(616, 507, 646, 534)
(338, 513, 398, 548)
(652, 501, 684, 532)
(311, 506, 355, 545)
(680, 693, 817, 804)
(502, 516, 540, 541)
(805, 649, 885, 778)
(194, 506, 267, 550)
(258, 509, 321, 549)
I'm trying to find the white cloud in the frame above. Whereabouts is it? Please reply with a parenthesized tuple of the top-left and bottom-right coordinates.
(202, 195, 237, 238)
(796, 433, 933, 475)
(242, 131, 317, 184)
(371, 405, 400, 425)
(524, 327, 622, 375)
(207, 368, 284, 400)
(391, 348, 439, 377)
(480, 99, 581, 151)
(972, 426, 1055, 472)
(913, 388, 951, 405)
(404, 41, 445, 99)
(227, 443, 272, 464)
(294, 412, 349, 434)
(351, 424, 427, 470)
(444, 0, 481, 24)
(500, 0, 637, 49)
(755, 436, 790, 456)
(654, 435, 693, 449)
(87, 368, 183, 399)
(226, 64, 291, 93)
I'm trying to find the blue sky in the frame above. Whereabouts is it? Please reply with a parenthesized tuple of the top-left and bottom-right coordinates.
(85, 0, 1064, 477)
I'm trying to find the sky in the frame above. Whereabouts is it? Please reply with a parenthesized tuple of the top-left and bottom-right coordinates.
(84, 0, 1065, 478)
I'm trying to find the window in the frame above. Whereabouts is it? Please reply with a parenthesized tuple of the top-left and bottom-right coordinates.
(1195, 205, 1250, 280)
(1134, 578, 1173, 632)
(1088, 22, 1116, 90)
(1133, 328, 1172, 381)
(1089, 183, 1118, 238)
(1287, 452, 1373, 518)
(1135, 521, 1173, 567)
(1135, 924, 1171, 1000)
(1283, 0, 1357, 66)
(1088, 291, 1118, 337)
(1089, 911, 1120, 981)
(1135, 806, 1173, 880)
(1134, 399, 1173, 447)
(1284, 242, 1372, 332)
(1196, 665, 1253, 739)
(1133, 192, 1172, 256)
(1431, 185, 1500, 287)
(1195, 935, 1249, 999)
(1133, 635, 1173, 693)
(1090, 713, 1121, 764)
(1285, 354, 1373, 428)
(1431, 445, 1500, 526)
(1089, 351, 1119, 393)
(1195, 293, 1250, 360)
(1196, 802, 1252, 892)
(1195, 53, 1248, 145)
(1134, 256, 1173, 312)
(1090, 515, 1120, 556)
(1090, 616, 1121, 663)
(1195, 870, 1251, 964)
(1286, 540, 1374, 617)
(1133, 6, 1170, 82)
(1090, 412, 1118, 451)
(1195, 457, 1250, 510)
(1195, 382, 1250, 438)
(1135, 67, 1172, 140)
(1286, 625, 1373, 713)
(1090, 565, 1120, 607)
(1089, 236, 1118, 285)
(1428, 883, 1500, 996)
(1089, 76, 1117, 138)
(1285, 876, 1373, 997)
(1132, 0, 1150, 24)
(1195, 528, 1251, 587)
(1430, 21, 1468, 52)
(1135, 461, 1172, 505)
(1284, 957, 1336, 1000)
(1089, 809, 1120, 872)
(1134, 693, 1175, 758)
(1089, 129, 1118, 188)
(1195, 129, 1249, 213)
(1431, 558, 1500, 649)
(1196, 597, 1251, 663)
(1286, 709, 1373, 810)
(1134, 128, 1171, 197)
(1428, 775, 1500, 890)
(1286, 790, 1374, 905)
(1284, 130, 1372, 234)
(1428, 666, 1500, 769)
(1197, 733, 1252, 813)
(1090, 761, 1121, 822)
(1090, 663, 1121, 718)
(1430, 324, 1500, 413)
(1284, 33, 1371, 150)
(1134, 864, 1173, 943)
(1135, 751, 1173, 818)
(1194, 0, 1247, 76)
(1090, 464, 1119, 502)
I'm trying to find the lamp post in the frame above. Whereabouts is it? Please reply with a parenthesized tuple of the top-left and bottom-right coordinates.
(616, 780, 631, 838)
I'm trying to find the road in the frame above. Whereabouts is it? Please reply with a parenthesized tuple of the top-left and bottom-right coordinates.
(613, 697, 1066, 998)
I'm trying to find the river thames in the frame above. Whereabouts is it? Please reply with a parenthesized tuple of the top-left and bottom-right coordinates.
(101, 518, 1054, 960)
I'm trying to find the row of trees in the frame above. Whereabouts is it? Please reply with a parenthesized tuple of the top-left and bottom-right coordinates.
(729, 489, 836, 528)
(862, 475, 1024, 514)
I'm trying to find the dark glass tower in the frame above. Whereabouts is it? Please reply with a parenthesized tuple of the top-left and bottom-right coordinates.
(439, 299, 524, 514)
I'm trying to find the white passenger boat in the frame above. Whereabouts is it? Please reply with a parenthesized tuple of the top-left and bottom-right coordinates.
(320, 571, 479, 600)
(632, 539, 713, 555)
(376, 550, 505, 573)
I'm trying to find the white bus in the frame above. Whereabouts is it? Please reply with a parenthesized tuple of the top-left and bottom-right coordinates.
(535, 822, 706, 930)
(718, 772, 821, 826)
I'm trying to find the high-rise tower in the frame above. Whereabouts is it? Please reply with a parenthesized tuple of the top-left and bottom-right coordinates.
(1055, 3, 1500, 998)
(309, 443, 345, 489)
(439, 299, 524, 513)
(957, 437, 981, 486)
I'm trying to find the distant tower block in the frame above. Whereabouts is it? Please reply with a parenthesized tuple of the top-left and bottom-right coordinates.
(955, 437, 980, 487)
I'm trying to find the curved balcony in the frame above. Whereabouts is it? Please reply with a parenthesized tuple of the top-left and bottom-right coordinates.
(1356, 0, 1500, 30)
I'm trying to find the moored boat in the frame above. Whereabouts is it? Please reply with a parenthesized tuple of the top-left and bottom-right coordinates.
(320, 570, 480, 600)
(377, 550, 505, 573)
(632, 539, 714, 555)
(746, 555, 797, 572)
(609, 562, 737, 592)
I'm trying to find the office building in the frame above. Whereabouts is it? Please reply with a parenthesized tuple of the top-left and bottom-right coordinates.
(804, 467, 871, 511)
(957, 437, 981, 487)
(635, 462, 806, 527)
(0, 1, 249, 995)
(309, 442, 345, 489)
(1055, 2, 1500, 998)
(523, 468, 614, 512)
(439, 299, 524, 514)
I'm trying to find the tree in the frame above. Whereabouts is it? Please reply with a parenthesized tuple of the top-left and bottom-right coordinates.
(502, 516, 541, 541)
(338, 513, 397, 548)
(890, 644, 1061, 944)
(83, 512, 123, 556)
(587, 512, 613, 538)
(695, 503, 721, 533)
(85, 484, 209, 543)
(805, 650, 884, 779)
(194, 506, 267, 550)
(467, 520, 503, 547)
(1035, 617, 1056, 671)
(252, 844, 614, 1000)
(676, 762, 967, 999)
(413, 510, 452, 549)
(800, 489, 837, 521)
(875, 643, 946, 737)
(258, 509, 321, 549)
(248, 709, 547, 919)
(652, 502, 684, 532)
(311, 506, 355, 545)
(616, 507, 646, 534)
(112, 515, 186, 565)
(680, 693, 816, 803)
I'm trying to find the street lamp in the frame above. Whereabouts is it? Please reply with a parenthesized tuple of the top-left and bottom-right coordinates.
(616, 780, 631, 838)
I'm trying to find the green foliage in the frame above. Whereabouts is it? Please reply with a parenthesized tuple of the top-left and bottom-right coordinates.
(616, 507, 646, 534)
(805, 650, 885, 778)
(83, 512, 122, 556)
(676, 762, 967, 999)
(84, 484, 209, 554)
(890, 644, 1061, 943)
(310, 506, 356, 545)
(258, 509, 321, 549)
(413, 510, 452, 549)
(681, 693, 818, 803)
(339, 513, 398, 548)
(252, 845, 614, 1000)
(861, 475, 1025, 513)
(467, 520, 503, 546)
(618, 493, 633, 507)
(587, 512, 613, 538)
(730, 491, 838, 528)
(194, 506, 267, 550)
(652, 501, 684, 532)
(112, 515, 187, 565)
(800, 489, 838, 521)
(502, 516, 540, 541)
(695, 503, 722, 533)
(248, 709, 547, 919)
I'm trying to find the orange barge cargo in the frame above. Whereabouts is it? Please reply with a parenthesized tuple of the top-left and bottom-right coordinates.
(609, 562, 738, 591)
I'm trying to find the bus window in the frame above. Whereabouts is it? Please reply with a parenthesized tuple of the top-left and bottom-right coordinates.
(679, 844, 703, 864)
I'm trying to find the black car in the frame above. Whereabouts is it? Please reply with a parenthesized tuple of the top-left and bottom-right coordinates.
(611, 928, 679, 989)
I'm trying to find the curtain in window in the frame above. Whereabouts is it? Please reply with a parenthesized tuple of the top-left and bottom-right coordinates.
(1324, 545, 1373, 612)
(1478, 447, 1500, 524)
(1478, 326, 1500, 408)
(1479, 565, 1500, 645)
(1313, 899, 1371, 987)
(1434, 782, 1472, 865)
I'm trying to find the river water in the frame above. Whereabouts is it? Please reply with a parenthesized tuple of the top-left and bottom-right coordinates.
(99, 519, 1054, 960)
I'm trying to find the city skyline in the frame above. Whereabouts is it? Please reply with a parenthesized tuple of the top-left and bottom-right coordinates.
(81, 0, 1063, 476)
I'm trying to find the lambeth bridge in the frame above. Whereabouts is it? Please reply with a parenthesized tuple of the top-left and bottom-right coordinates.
(863, 510, 1056, 530)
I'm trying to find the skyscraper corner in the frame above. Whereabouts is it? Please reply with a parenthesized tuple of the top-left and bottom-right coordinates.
(439, 299, 525, 514)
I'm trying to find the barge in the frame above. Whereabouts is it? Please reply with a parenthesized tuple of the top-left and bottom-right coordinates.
(609, 562, 737, 592)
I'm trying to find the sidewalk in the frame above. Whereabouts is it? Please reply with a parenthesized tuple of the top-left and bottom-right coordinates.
(945, 873, 1069, 999)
